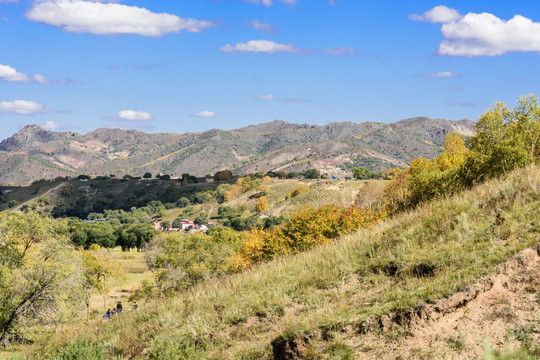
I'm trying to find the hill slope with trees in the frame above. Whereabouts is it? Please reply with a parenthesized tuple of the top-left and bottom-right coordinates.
(0, 117, 475, 185)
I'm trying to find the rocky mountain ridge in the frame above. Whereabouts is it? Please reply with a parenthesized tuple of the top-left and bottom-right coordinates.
(0, 118, 475, 185)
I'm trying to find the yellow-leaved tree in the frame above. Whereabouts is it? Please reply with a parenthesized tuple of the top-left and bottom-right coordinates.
(255, 196, 268, 214)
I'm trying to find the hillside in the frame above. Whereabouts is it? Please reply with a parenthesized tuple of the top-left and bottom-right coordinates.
(0, 118, 475, 185)
(0, 175, 386, 224)
(32, 164, 540, 359)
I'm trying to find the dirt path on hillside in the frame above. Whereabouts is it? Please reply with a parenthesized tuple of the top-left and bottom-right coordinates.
(355, 247, 540, 359)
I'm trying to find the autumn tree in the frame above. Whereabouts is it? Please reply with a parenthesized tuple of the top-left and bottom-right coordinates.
(0, 212, 83, 343)
(81, 250, 123, 321)
(255, 196, 268, 214)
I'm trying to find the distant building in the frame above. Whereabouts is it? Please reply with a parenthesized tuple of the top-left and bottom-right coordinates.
(84, 219, 109, 224)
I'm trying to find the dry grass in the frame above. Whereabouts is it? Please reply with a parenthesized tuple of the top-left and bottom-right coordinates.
(31, 165, 540, 359)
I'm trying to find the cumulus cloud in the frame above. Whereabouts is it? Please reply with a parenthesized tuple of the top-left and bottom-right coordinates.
(440, 13, 540, 56)
(115, 110, 154, 122)
(0, 100, 53, 115)
(221, 40, 300, 54)
(43, 120, 59, 130)
(26, 0, 215, 37)
(412, 6, 540, 56)
(0, 64, 29, 82)
(0, 63, 77, 84)
(409, 5, 462, 23)
(420, 71, 458, 78)
(192, 110, 216, 118)
(242, 0, 296, 7)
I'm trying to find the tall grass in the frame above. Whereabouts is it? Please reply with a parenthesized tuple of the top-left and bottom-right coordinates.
(36, 165, 540, 359)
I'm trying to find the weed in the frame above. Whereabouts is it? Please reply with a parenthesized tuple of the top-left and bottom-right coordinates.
(447, 334, 466, 351)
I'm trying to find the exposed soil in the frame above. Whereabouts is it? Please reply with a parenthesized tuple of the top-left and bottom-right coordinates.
(272, 247, 540, 359)
(356, 247, 540, 359)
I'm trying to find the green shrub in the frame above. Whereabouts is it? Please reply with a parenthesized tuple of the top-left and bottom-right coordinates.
(52, 338, 106, 360)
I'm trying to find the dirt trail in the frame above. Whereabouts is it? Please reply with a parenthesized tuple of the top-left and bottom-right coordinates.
(357, 247, 540, 359)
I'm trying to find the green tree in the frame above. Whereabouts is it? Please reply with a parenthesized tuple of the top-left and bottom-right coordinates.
(176, 197, 190, 208)
(352, 167, 374, 179)
(172, 218, 184, 229)
(81, 250, 123, 321)
(0, 212, 83, 342)
(143, 172, 152, 179)
(303, 169, 321, 179)
(61, 183, 75, 197)
(194, 212, 208, 225)
(214, 170, 233, 182)
(115, 224, 156, 251)
(461, 100, 533, 186)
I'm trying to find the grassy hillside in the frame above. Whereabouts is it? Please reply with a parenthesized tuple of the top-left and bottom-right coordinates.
(0, 177, 385, 224)
(31, 164, 540, 359)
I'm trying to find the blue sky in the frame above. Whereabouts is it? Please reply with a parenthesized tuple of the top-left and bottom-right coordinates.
(1, 0, 540, 141)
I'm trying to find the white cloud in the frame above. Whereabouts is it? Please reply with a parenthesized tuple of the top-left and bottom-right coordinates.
(412, 6, 540, 56)
(242, 0, 296, 7)
(56, 77, 80, 85)
(0, 100, 53, 115)
(255, 94, 308, 103)
(221, 41, 356, 55)
(409, 5, 462, 23)
(33, 74, 51, 84)
(26, 0, 215, 37)
(323, 47, 357, 55)
(0, 64, 29, 82)
(256, 94, 275, 101)
(116, 110, 154, 122)
(43, 120, 59, 130)
(250, 20, 277, 33)
(440, 13, 540, 56)
(420, 71, 458, 78)
(220, 40, 300, 54)
(192, 110, 216, 118)
(0, 64, 77, 84)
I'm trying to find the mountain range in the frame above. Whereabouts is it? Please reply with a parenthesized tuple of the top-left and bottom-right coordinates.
(0, 117, 475, 185)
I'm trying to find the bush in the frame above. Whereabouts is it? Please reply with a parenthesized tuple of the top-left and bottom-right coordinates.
(233, 205, 384, 270)
(61, 183, 75, 197)
(144, 232, 241, 296)
(54, 338, 106, 360)
(285, 184, 310, 199)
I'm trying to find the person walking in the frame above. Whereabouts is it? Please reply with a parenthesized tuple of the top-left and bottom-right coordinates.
(116, 301, 123, 313)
